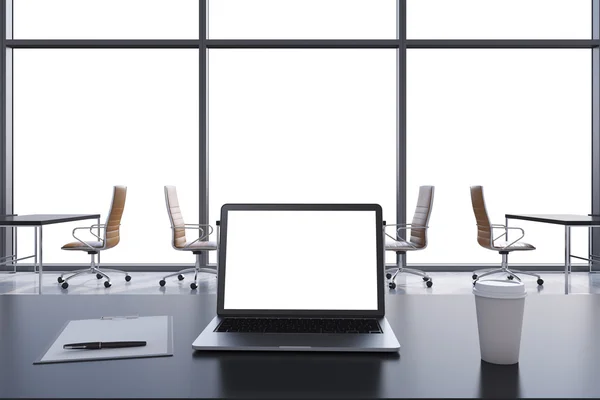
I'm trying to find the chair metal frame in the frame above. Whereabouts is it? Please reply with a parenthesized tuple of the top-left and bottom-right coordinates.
(59, 187, 129, 289)
(160, 223, 219, 290)
(384, 222, 432, 288)
(160, 186, 219, 290)
(472, 224, 542, 283)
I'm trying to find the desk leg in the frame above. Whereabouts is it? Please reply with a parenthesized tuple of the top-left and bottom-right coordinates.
(33, 227, 37, 273)
(505, 217, 509, 242)
(13, 227, 17, 273)
(565, 226, 571, 295)
(590, 227, 593, 273)
(38, 226, 43, 295)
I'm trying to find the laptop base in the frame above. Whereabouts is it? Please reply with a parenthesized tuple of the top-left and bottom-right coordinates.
(193, 316, 400, 352)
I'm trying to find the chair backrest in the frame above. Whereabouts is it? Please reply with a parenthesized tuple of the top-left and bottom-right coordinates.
(164, 186, 187, 249)
(470, 185, 493, 250)
(409, 185, 435, 248)
(104, 186, 127, 249)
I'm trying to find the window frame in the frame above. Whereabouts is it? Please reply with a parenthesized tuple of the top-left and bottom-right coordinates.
(1, 0, 599, 271)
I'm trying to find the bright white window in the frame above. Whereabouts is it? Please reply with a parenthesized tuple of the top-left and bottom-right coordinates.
(407, 49, 591, 265)
(14, 0, 199, 39)
(407, 0, 591, 39)
(13, 49, 199, 264)
(208, 0, 397, 39)
(208, 49, 397, 263)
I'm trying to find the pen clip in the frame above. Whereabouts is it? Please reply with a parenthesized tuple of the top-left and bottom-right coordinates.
(100, 315, 139, 320)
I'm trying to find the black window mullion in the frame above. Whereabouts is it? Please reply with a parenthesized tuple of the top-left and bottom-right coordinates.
(199, 0, 209, 267)
(591, 0, 600, 271)
(397, 0, 407, 270)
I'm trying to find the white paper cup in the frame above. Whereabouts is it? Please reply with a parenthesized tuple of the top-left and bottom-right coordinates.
(473, 280, 527, 365)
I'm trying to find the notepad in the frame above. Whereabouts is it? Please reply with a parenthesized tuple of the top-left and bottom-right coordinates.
(35, 315, 173, 364)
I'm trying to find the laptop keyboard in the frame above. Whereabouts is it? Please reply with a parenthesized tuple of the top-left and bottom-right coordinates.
(215, 318, 382, 334)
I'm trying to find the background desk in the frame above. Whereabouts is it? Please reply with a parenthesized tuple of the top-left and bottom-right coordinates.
(0, 214, 100, 294)
(0, 294, 598, 398)
(505, 214, 600, 294)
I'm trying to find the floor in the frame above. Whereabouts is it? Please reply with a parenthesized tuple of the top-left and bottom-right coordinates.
(0, 270, 599, 295)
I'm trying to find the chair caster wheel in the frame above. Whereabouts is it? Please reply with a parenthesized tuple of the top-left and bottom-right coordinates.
(472, 274, 477, 280)
(61, 282, 69, 289)
(125, 275, 131, 282)
(426, 280, 433, 288)
(190, 282, 198, 290)
(96, 273, 103, 279)
(178, 274, 185, 281)
(507, 275, 514, 280)
(385, 273, 392, 279)
(57, 277, 64, 283)
(537, 278, 544, 285)
(159, 279, 166, 287)
(423, 277, 430, 282)
(388, 282, 396, 289)
(104, 281, 111, 288)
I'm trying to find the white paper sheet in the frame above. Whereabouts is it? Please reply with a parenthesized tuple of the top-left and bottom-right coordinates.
(35, 315, 173, 364)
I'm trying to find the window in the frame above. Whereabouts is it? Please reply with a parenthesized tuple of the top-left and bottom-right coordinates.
(407, 49, 591, 265)
(13, 49, 199, 263)
(407, 0, 591, 39)
(3, 1, 597, 271)
(14, 0, 199, 39)
(208, 0, 397, 39)
(208, 49, 397, 262)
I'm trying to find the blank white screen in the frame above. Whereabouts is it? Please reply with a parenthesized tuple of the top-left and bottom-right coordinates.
(223, 210, 379, 311)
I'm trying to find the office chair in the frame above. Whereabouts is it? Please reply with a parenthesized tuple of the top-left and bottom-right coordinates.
(159, 185, 218, 290)
(58, 186, 130, 289)
(470, 185, 543, 285)
(384, 185, 435, 289)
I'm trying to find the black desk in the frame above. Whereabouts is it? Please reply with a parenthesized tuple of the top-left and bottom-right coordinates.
(505, 214, 600, 294)
(0, 294, 598, 398)
(0, 214, 101, 294)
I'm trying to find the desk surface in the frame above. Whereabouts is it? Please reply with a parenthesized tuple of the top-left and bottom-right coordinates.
(0, 294, 598, 398)
(0, 214, 100, 226)
(505, 213, 600, 226)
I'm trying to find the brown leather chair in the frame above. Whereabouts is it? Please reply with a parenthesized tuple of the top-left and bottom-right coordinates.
(59, 186, 130, 289)
(159, 185, 218, 290)
(470, 185, 543, 285)
(384, 185, 435, 289)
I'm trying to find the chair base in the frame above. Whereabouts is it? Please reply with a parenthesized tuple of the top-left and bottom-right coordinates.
(385, 265, 433, 288)
(472, 253, 544, 285)
(58, 254, 130, 289)
(159, 253, 217, 290)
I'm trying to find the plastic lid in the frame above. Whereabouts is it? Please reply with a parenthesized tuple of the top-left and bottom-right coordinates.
(473, 280, 527, 299)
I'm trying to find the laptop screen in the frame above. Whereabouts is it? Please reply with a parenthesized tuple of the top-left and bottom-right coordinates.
(220, 207, 381, 313)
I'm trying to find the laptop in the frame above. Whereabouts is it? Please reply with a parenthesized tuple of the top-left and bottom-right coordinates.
(192, 203, 400, 352)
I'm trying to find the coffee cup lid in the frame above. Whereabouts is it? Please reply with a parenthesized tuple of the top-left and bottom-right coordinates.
(473, 279, 527, 299)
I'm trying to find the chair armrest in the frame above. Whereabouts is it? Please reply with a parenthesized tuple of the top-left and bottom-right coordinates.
(72, 226, 104, 250)
(171, 224, 214, 248)
(383, 223, 428, 248)
(488, 224, 525, 249)
(89, 224, 106, 241)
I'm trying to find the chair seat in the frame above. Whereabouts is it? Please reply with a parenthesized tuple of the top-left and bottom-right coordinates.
(62, 241, 104, 251)
(385, 239, 423, 252)
(175, 240, 218, 251)
(493, 241, 536, 251)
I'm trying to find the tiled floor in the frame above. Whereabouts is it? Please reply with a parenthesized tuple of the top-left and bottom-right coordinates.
(0, 270, 599, 295)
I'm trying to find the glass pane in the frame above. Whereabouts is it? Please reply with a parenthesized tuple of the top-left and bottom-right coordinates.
(208, 0, 397, 39)
(407, 49, 591, 265)
(407, 0, 591, 39)
(14, 0, 199, 39)
(14, 49, 199, 264)
(208, 49, 397, 263)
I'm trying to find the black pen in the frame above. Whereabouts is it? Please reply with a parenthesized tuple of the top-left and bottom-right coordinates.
(63, 341, 147, 350)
